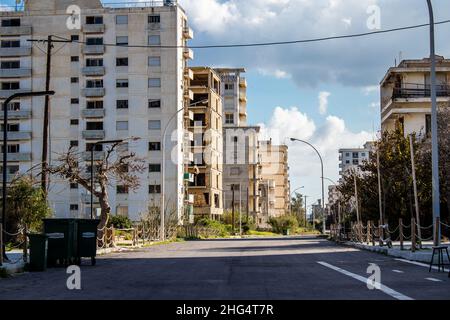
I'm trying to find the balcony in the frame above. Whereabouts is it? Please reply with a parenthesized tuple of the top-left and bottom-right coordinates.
(184, 89, 194, 101)
(82, 24, 105, 33)
(81, 66, 105, 76)
(82, 88, 105, 97)
(0, 68, 31, 78)
(183, 48, 194, 60)
(184, 131, 194, 142)
(6, 131, 32, 140)
(392, 84, 450, 99)
(0, 152, 31, 161)
(83, 151, 105, 161)
(0, 89, 30, 98)
(0, 47, 31, 57)
(183, 26, 194, 39)
(82, 130, 105, 140)
(0, 110, 31, 120)
(184, 68, 194, 80)
(184, 152, 194, 163)
(82, 45, 105, 55)
(239, 77, 247, 88)
(82, 108, 105, 118)
(0, 26, 32, 36)
(0, 174, 15, 182)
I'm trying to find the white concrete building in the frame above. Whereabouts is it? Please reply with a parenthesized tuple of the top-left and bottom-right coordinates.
(338, 142, 373, 177)
(380, 56, 450, 137)
(0, 0, 193, 221)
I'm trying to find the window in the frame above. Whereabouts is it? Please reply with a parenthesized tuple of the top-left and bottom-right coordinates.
(117, 206, 129, 217)
(148, 35, 161, 45)
(70, 204, 79, 211)
(70, 183, 78, 189)
(191, 113, 205, 127)
(148, 15, 160, 23)
(149, 185, 161, 194)
(1, 82, 19, 90)
(149, 99, 161, 108)
(426, 114, 432, 136)
(361, 153, 366, 157)
(86, 58, 103, 67)
(86, 122, 103, 130)
(149, 164, 161, 173)
(1, 144, 20, 153)
(352, 159, 359, 165)
(214, 194, 220, 208)
(86, 79, 103, 88)
(71, 98, 79, 104)
(86, 143, 103, 152)
(1, 19, 21, 27)
(1, 102, 20, 111)
(352, 152, 359, 158)
(71, 56, 79, 62)
(70, 140, 79, 147)
(345, 153, 350, 157)
(116, 15, 128, 25)
(70, 35, 79, 41)
(225, 113, 234, 124)
(190, 173, 206, 187)
(148, 56, 161, 66)
(70, 119, 79, 125)
(148, 78, 161, 88)
(116, 185, 129, 194)
(116, 121, 128, 131)
(346, 160, 350, 164)
(203, 193, 210, 205)
(71, 77, 79, 83)
(86, 16, 103, 24)
(230, 167, 240, 175)
(148, 120, 161, 130)
(149, 142, 161, 151)
(116, 100, 128, 109)
(225, 83, 234, 90)
(87, 101, 103, 109)
(1, 61, 20, 69)
(116, 79, 129, 88)
(116, 58, 128, 66)
(86, 37, 103, 45)
(1, 40, 20, 48)
(116, 36, 128, 46)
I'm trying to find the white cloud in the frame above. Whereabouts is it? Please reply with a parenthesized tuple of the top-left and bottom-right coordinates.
(369, 101, 380, 109)
(318, 91, 331, 115)
(363, 85, 379, 95)
(341, 17, 352, 28)
(258, 106, 373, 203)
(258, 68, 291, 79)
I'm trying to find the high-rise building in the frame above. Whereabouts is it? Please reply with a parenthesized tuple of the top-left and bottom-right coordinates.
(0, 0, 193, 220)
(338, 142, 373, 177)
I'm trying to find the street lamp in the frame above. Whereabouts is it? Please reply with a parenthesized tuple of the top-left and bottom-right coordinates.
(1, 90, 55, 265)
(290, 138, 326, 234)
(90, 139, 124, 219)
(426, 0, 441, 246)
(161, 99, 208, 241)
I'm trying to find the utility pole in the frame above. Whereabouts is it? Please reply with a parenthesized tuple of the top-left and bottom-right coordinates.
(409, 134, 422, 243)
(246, 186, 249, 223)
(41, 35, 53, 194)
(376, 149, 384, 226)
(231, 184, 235, 234)
(354, 170, 360, 225)
(304, 195, 308, 227)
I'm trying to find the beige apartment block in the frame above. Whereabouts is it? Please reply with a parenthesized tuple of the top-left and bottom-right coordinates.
(258, 139, 290, 227)
(0, 0, 193, 221)
(187, 67, 223, 219)
(222, 126, 262, 220)
(380, 56, 450, 137)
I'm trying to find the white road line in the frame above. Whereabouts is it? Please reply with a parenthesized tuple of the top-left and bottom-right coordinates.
(392, 270, 404, 274)
(425, 278, 443, 282)
(317, 261, 413, 301)
(395, 258, 449, 272)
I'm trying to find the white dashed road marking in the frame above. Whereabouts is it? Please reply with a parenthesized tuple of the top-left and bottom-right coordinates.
(392, 270, 404, 274)
(395, 258, 449, 272)
(425, 278, 443, 282)
(317, 261, 413, 301)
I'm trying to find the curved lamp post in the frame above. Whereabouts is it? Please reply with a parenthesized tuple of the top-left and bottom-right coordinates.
(290, 138, 326, 234)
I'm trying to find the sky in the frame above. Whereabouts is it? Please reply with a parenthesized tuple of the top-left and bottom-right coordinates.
(2, 0, 450, 210)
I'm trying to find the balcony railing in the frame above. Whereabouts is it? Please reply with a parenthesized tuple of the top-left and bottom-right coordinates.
(6, 131, 32, 140)
(0, 47, 31, 57)
(0, 110, 31, 120)
(82, 88, 105, 97)
(82, 130, 105, 140)
(0, 68, 31, 78)
(0, 152, 32, 161)
(82, 24, 105, 33)
(0, 26, 32, 36)
(392, 84, 450, 99)
(83, 151, 105, 161)
(82, 45, 105, 55)
(81, 66, 105, 76)
(0, 89, 30, 98)
(82, 108, 105, 118)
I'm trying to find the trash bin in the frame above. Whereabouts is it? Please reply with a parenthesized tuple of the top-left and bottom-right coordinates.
(28, 233, 48, 272)
(76, 219, 100, 266)
(43, 219, 77, 267)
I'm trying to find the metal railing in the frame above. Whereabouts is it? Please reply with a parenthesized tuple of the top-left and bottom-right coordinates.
(392, 83, 450, 99)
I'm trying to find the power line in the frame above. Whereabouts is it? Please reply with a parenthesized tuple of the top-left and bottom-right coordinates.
(29, 19, 450, 49)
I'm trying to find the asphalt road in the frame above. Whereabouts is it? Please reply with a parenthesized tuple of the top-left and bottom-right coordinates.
(1, 236, 449, 300)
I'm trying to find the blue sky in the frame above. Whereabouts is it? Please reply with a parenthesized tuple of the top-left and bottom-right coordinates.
(3, 0, 450, 210)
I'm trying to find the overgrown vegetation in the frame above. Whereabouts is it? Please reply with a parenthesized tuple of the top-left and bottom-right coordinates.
(109, 215, 133, 229)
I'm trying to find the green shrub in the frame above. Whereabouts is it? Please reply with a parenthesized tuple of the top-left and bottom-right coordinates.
(269, 215, 299, 234)
(109, 215, 133, 229)
(196, 218, 229, 237)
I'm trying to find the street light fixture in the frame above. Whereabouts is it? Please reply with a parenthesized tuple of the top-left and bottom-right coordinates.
(1, 90, 55, 266)
(90, 139, 124, 219)
(290, 138, 326, 234)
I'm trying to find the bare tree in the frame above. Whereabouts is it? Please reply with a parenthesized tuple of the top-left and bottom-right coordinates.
(47, 140, 145, 229)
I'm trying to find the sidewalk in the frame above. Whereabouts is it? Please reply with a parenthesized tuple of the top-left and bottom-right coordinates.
(341, 240, 450, 263)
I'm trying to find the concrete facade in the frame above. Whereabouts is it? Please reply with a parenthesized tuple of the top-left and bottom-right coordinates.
(338, 142, 373, 177)
(380, 56, 450, 137)
(0, 0, 193, 221)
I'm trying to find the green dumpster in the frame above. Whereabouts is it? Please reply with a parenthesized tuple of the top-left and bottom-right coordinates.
(43, 219, 77, 267)
(76, 219, 100, 266)
(28, 234, 48, 271)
